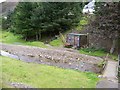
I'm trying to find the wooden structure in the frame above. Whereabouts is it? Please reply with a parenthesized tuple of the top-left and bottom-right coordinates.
(66, 33, 88, 48)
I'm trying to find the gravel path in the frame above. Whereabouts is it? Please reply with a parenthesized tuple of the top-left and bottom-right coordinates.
(10, 82, 33, 88)
(96, 60, 118, 88)
(0, 43, 103, 73)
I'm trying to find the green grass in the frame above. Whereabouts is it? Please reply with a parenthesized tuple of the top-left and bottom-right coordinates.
(0, 30, 48, 48)
(76, 16, 89, 31)
(0, 30, 23, 43)
(79, 48, 106, 57)
(1, 56, 99, 88)
(80, 19, 88, 26)
(25, 41, 48, 48)
(49, 38, 63, 47)
(79, 48, 118, 60)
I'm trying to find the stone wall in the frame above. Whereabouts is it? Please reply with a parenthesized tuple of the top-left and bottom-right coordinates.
(80, 26, 118, 53)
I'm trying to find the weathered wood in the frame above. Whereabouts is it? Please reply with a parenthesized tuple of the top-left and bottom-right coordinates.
(66, 33, 88, 48)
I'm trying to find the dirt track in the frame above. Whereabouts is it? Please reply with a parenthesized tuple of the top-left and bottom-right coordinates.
(0, 43, 103, 73)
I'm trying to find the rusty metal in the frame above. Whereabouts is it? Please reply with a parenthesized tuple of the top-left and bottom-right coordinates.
(66, 33, 88, 48)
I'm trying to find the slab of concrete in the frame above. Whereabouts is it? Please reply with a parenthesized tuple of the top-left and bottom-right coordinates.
(96, 60, 118, 88)
(96, 79, 118, 88)
(103, 60, 118, 80)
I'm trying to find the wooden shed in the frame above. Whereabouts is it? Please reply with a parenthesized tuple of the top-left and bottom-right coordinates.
(66, 33, 88, 48)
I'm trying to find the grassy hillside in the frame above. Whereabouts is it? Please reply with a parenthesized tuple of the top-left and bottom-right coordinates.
(50, 38, 63, 47)
(79, 48, 118, 60)
(76, 16, 89, 31)
(0, 30, 48, 48)
(1, 56, 99, 88)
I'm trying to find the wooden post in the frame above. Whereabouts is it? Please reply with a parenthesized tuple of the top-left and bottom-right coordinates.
(87, 33, 89, 47)
(110, 38, 116, 54)
(79, 35, 80, 48)
(74, 35, 75, 47)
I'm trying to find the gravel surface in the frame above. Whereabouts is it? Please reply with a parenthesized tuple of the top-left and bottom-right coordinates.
(0, 43, 103, 73)
(10, 82, 33, 88)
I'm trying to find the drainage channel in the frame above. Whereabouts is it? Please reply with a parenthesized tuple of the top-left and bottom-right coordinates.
(1, 50, 20, 60)
(0, 50, 42, 64)
(0, 50, 102, 73)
